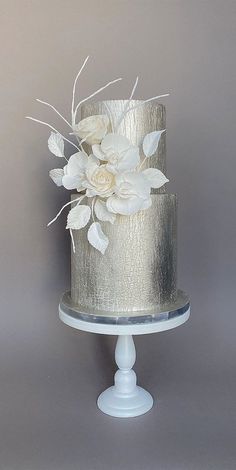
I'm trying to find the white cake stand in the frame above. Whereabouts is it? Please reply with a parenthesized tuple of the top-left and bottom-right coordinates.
(59, 290, 190, 418)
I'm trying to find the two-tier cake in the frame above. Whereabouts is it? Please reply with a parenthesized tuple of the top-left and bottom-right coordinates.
(70, 100, 179, 315)
(27, 62, 189, 320)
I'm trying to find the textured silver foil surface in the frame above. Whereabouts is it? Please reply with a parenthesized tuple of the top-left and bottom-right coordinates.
(61, 290, 188, 325)
(71, 194, 177, 313)
(81, 100, 166, 193)
(71, 100, 177, 314)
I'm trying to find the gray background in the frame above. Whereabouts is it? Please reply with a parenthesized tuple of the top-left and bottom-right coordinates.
(1, 1, 236, 469)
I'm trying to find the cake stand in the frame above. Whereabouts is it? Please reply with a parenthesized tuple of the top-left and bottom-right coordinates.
(59, 290, 190, 418)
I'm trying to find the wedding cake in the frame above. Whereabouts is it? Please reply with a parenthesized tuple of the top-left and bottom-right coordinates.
(27, 58, 189, 317)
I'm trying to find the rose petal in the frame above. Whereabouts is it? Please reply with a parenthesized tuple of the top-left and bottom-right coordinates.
(62, 175, 83, 190)
(101, 133, 131, 155)
(85, 157, 99, 181)
(74, 115, 109, 145)
(106, 195, 144, 215)
(140, 197, 152, 210)
(115, 172, 150, 199)
(66, 152, 88, 177)
(107, 146, 140, 173)
(94, 199, 116, 224)
(92, 144, 106, 160)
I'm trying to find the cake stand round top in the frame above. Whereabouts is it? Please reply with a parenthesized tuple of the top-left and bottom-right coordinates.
(59, 290, 190, 335)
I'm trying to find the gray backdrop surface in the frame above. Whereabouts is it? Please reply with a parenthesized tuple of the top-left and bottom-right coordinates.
(0, 1, 236, 469)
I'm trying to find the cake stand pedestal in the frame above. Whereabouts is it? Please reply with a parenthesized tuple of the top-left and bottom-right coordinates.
(59, 291, 190, 418)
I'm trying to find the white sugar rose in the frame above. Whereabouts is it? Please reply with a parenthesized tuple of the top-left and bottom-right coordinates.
(83, 158, 115, 197)
(73, 115, 110, 145)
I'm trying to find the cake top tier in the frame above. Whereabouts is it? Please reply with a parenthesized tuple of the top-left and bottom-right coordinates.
(81, 100, 166, 180)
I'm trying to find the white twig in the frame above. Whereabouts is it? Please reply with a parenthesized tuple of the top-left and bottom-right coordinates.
(125, 93, 170, 115)
(129, 76, 139, 99)
(70, 229, 76, 253)
(138, 156, 148, 171)
(26, 116, 81, 151)
(91, 197, 96, 222)
(76, 138, 86, 153)
(69, 131, 94, 146)
(71, 56, 90, 125)
(47, 195, 85, 227)
(69, 130, 99, 154)
(80, 132, 94, 146)
(74, 77, 122, 123)
(116, 76, 139, 131)
(36, 99, 72, 128)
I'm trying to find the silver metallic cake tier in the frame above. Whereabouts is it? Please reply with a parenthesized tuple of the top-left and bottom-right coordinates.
(60, 290, 189, 325)
(71, 100, 178, 314)
(71, 193, 177, 312)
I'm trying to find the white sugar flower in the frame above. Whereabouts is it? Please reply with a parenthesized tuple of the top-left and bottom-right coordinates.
(49, 151, 116, 197)
(92, 133, 140, 174)
(62, 151, 88, 190)
(106, 172, 151, 215)
(106, 167, 168, 216)
(72, 115, 109, 145)
(83, 158, 115, 197)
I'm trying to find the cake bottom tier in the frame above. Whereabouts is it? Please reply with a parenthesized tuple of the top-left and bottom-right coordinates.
(71, 194, 177, 313)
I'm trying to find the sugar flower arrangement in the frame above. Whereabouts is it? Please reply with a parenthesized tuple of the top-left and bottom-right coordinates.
(27, 57, 169, 254)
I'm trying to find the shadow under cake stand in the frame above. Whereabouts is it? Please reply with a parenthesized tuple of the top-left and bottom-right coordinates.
(59, 290, 190, 418)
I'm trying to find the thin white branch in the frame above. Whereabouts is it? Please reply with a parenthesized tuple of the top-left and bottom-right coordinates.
(129, 76, 139, 100)
(74, 77, 122, 122)
(69, 131, 96, 149)
(26, 116, 81, 151)
(70, 229, 76, 253)
(71, 55, 90, 125)
(47, 195, 85, 227)
(91, 197, 96, 222)
(69, 131, 94, 146)
(116, 76, 139, 131)
(75, 136, 86, 153)
(138, 156, 148, 171)
(80, 132, 94, 146)
(36, 99, 72, 128)
(68, 132, 87, 153)
(125, 93, 170, 115)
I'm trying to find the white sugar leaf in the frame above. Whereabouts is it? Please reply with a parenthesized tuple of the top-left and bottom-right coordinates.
(49, 168, 64, 186)
(48, 132, 65, 158)
(142, 168, 169, 188)
(66, 204, 91, 230)
(143, 130, 165, 158)
(87, 222, 109, 254)
(94, 199, 116, 224)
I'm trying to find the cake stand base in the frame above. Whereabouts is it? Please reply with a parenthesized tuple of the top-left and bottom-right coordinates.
(97, 335, 153, 417)
(98, 386, 153, 418)
(59, 290, 190, 418)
